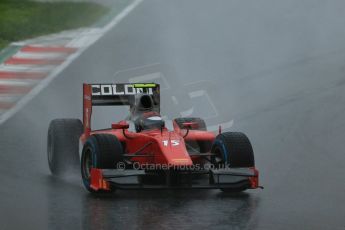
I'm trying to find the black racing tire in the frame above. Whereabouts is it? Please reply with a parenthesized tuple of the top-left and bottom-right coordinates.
(174, 117, 207, 131)
(211, 132, 255, 193)
(47, 119, 83, 176)
(81, 134, 123, 193)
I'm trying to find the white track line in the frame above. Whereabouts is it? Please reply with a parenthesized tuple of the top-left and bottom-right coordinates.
(12, 29, 87, 47)
(0, 95, 21, 103)
(0, 64, 54, 72)
(103, 0, 143, 32)
(0, 79, 36, 86)
(68, 34, 102, 48)
(67, 28, 103, 48)
(0, 0, 143, 125)
(13, 51, 69, 59)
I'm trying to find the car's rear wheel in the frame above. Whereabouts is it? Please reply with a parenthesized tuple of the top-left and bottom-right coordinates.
(47, 119, 83, 176)
(81, 134, 124, 193)
(211, 132, 255, 193)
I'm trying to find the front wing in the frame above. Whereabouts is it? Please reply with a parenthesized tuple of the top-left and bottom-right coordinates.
(90, 167, 261, 191)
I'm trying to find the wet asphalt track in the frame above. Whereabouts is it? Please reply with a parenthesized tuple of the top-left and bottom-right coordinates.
(1, 0, 345, 229)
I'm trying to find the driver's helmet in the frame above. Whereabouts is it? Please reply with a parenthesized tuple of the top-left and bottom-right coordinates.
(134, 111, 165, 132)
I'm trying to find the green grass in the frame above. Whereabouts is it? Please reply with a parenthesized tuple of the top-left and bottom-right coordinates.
(0, 0, 109, 50)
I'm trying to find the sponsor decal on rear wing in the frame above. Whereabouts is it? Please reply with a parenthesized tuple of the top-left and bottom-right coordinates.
(82, 83, 160, 135)
(89, 83, 159, 106)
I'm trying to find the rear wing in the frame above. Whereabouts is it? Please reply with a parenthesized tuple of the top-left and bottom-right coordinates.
(83, 83, 160, 135)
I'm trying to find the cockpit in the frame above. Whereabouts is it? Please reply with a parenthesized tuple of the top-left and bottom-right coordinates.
(130, 94, 165, 132)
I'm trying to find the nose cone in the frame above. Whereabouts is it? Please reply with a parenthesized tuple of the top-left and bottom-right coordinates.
(159, 132, 193, 166)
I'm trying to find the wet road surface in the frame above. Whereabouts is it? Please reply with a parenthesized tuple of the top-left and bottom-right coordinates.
(0, 0, 345, 229)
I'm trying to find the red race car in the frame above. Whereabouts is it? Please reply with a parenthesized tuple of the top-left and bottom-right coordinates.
(47, 83, 261, 193)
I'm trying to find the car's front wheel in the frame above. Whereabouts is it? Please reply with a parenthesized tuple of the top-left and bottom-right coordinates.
(211, 132, 255, 193)
(81, 134, 124, 193)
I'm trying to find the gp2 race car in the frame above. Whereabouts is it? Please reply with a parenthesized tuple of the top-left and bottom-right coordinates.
(47, 83, 261, 193)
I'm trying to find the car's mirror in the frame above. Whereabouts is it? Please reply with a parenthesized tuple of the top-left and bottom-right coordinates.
(112, 122, 129, 130)
(182, 122, 198, 129)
